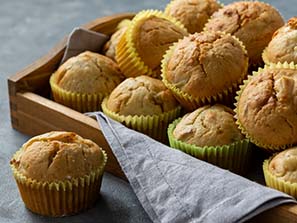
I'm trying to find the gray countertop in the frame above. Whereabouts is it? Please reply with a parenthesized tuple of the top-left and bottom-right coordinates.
(0, 0, 295, 222)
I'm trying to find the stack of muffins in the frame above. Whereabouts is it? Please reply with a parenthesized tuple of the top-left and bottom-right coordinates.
(27, 0, 297, 206)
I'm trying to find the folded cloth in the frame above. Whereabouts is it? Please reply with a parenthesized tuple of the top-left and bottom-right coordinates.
(86, 112, 295, 223)
(60, 27, 109, 64)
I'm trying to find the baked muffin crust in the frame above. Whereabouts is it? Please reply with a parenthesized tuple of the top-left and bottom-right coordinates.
(269, 147, 297, 183)
(106, 75, 179, 116)
(133, 15, 188, 74)
(237, 67, 297, 148)
(10, 131, 104, 182)
(54, 51, 124, 94)
(165, 0, 221, 34)
(204, 1, 284, 64)
(165, 31, 248, 98)
(173, 104, 243, 146)
(264, 17, 297, 64)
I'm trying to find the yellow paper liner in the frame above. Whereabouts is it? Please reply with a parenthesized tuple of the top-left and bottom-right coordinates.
(11, 149, 107, 217)
(263, 158, 297, 198)
(168, 118, 252, 174)
(115, 10, 187, 79)
(161, 32, 248, 112)
(102, 97, 182, 143)
(262, 47, 271, 65)
(50, 73, 106, 113)
(234, 62, 297, 152)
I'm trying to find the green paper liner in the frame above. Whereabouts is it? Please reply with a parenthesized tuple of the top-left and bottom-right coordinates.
(161, 32, 248, 112)
(115, 9, 187, 79)
(102, 97, 182, 143)
(168, 118, 252, 174)
(234, 62, 297, 152)
(263, 158, 297, 198)
(11, 150, 107, 217)
(50, 73, 105, 113)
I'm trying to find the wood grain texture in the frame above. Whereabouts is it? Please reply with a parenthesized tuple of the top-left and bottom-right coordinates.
(7, 13, 297, 221)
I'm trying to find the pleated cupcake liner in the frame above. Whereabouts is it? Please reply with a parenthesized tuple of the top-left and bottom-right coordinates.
(11, 149, 107, 217)
(50, 73, 105, 113)
(102, 97, 182, 143)
(168, 118, 252, 174)
(234, 62, 297, 152)
(263, 158, 297, 198)
(161, 32, 248, 112)
(115, 9, 187, 79)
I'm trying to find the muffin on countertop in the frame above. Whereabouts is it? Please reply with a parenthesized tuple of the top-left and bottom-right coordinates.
(168, 104, 250, 174)
(116, 10, 188, 78)
(173, 104, 244, 147)
(10, 131, 107, 216)
(162, 31, 248, 111)
(263, 146, 297, 198)
(165, 0, 221, 34)
(263, 17, 297, 65)
(102, 75, 181, 142)
(204, 1, 284, 65)
(50, 51, 124, 112)
(236, 64, 297, 151)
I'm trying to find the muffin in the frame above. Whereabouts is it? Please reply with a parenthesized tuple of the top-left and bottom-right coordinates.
(235, 63, 297, 151)
(263, 17, 297, 65)
(204, 1, 284, 65)
(10, 131, 107, 216)
(263, 146, 297, 198)
(161, 31, 248, 111)
(102, 75, 181, 142)
(103, 19, 131, 60)
(165, 0, 221, 34)
(168, 104, 251, 174)
(50, 51, 124, 112)
(116, 10, 188, 79)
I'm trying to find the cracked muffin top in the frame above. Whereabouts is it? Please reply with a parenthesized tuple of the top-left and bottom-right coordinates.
(106, 75, 179, 116)
(52, 51, 124, 94)
(165, 0, 221, 34)
(173, 104, 244, 146)
(237, 67, 297, 149)
(10, 131, 104, 182)
(269, 147, 297, 183)
(204, 1, 284, 65)
(163, 31, 248, 98)
(132, 13, 188, 74)
(263, 17, 297, 64)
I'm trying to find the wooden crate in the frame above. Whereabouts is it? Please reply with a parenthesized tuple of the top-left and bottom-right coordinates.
(7, 13, 297, 222)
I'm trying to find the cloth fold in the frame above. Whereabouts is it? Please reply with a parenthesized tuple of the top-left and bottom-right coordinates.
(87, 112, 295, 223)
(60, 27, 109, 64)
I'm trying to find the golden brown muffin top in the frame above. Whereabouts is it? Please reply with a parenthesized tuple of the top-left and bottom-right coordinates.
(264, 17, 297, 64)
(104, 19, 131, 60)
(53, 51, 124, 94)
(106, 75, 179, 116)
(10, 131, 104, 182)
(165, 0, 221, 34)
(237, 67, 297, 148)
(173, 104, 244, 146)
(269, 147, 297, 183)
(133, 15, 188, 74)
(164, 31, 248, 98)
(204, 1, 284, 64)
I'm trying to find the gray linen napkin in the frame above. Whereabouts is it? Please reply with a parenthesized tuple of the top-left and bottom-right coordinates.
(60, 27, 109, 64)
(87, 112, 295, 223)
